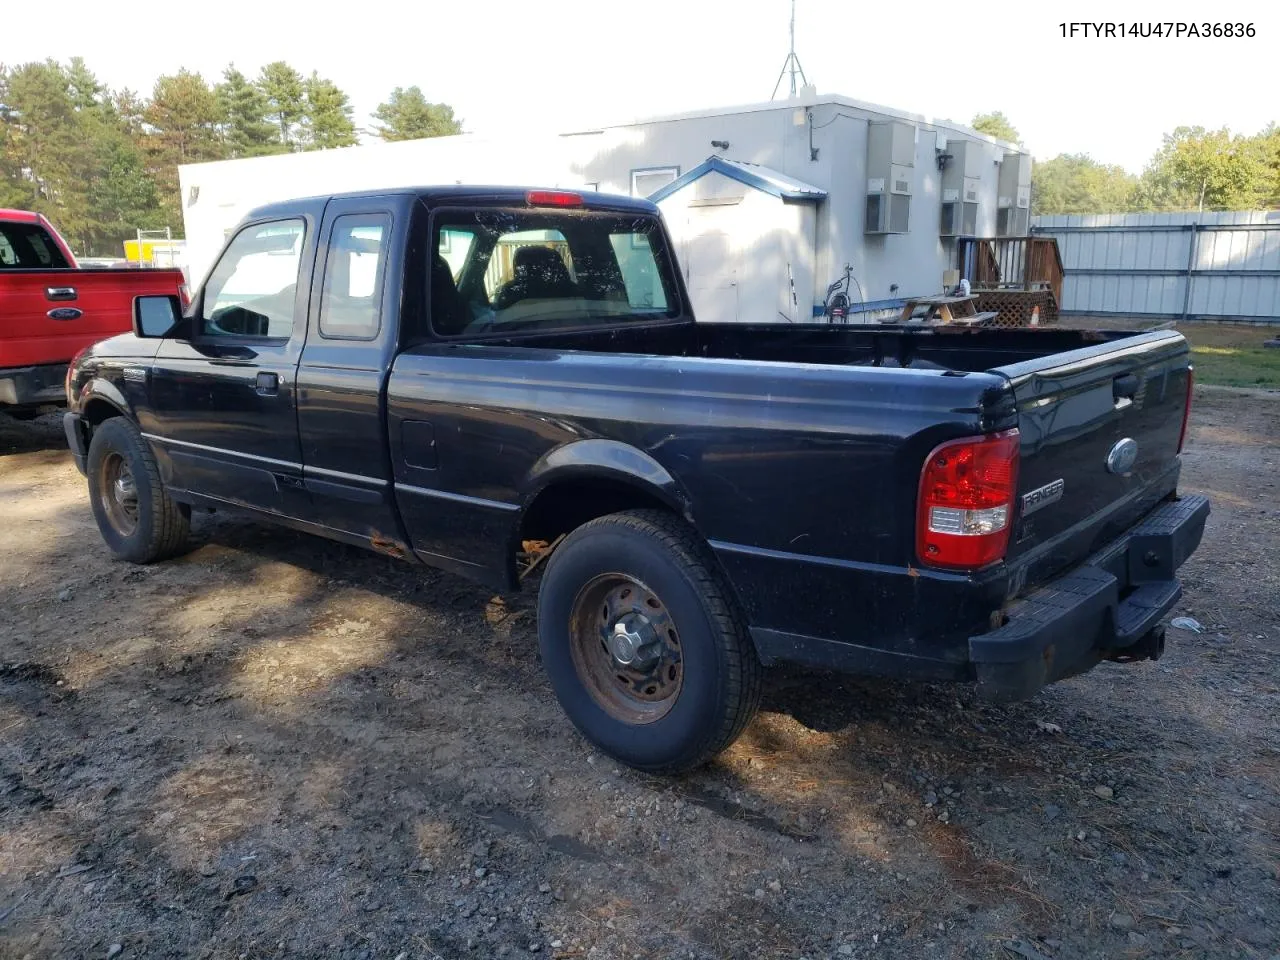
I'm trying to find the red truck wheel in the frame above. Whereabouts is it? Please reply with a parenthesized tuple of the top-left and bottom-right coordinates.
(86, 418, 190, 563)
(537, 509, 762, 774)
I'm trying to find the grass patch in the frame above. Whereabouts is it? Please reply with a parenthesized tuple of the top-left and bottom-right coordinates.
(1188, 343, 1280, 388)
(1177, 324, 1280, 388)
(1064, 320, 1280, 388)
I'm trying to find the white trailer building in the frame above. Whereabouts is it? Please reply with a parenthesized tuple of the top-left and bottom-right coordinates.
(179, 91, 1028, 323)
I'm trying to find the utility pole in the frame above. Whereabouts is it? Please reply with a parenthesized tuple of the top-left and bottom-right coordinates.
(771, 0, 809, 100)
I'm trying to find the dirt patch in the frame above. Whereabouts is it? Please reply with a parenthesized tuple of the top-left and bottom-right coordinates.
(1, 396, 1277, 959)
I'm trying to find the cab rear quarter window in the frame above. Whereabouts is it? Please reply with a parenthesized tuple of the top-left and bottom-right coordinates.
(0, 221, 72, 268)
(319, 213, 392, 340)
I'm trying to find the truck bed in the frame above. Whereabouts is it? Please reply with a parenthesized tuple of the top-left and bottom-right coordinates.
(394, 320, 1190, 606)
(468, 321, 1140, 372)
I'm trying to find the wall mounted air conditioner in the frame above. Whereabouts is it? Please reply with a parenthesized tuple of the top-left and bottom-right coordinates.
(997, 206, 1030, 236)
(940, 197, 977, 237)
(865, 192, 912, 234)
(939, 139, 985, 237)
(865, 120, 915, 234)
(997, 152, 1033, 236)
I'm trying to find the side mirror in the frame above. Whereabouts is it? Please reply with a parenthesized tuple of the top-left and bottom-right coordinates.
(133, 295, 182, 338)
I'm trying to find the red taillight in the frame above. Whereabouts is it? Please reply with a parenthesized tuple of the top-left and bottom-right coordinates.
(178, 283, 191, 308)
(1177, 367, 1194, 453)
(526, 190, 583, 207)
(917, 429, 1020, 570)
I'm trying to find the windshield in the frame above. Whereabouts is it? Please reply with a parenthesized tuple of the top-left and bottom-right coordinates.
(430, 207, 680, 336)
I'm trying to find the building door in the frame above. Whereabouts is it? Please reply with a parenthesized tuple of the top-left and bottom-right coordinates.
(684, 229, 738, 324)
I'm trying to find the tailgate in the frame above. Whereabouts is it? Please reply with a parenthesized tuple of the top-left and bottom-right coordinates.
(994, 330, 1191, 585)
(0, 269, 185, 368)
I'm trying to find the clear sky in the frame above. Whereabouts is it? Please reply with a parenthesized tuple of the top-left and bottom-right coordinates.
(3, 0, 1275, 172)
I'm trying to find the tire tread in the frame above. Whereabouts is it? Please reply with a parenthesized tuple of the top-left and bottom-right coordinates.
(89, 418, 189, 563)
(564, 508, 762, 773)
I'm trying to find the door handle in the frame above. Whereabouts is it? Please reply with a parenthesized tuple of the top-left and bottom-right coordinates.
(1113, 373, 1140, 410)
(1113, 373, 1140, 400)
(46, 286, 78, 301)
(255, 371, 280, 396)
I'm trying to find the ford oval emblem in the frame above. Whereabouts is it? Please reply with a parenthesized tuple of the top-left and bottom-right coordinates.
(47, 307, 83, 321)
(1106, 437, 1138, 476)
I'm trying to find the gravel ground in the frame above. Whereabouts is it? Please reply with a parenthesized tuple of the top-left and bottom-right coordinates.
(1, 389, 1277, 960)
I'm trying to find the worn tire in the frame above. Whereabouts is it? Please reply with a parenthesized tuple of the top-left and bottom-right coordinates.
(86, 417, 189, 563)
(537, 509, 762, 774)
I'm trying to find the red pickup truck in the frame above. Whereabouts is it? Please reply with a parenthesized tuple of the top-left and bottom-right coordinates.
(0, 209, 186, 414)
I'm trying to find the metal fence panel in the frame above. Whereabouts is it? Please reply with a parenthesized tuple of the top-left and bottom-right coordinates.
(1031, 212, 1280, 321)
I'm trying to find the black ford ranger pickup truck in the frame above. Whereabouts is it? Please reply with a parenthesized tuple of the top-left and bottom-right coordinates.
(63, 186, 1208, 773)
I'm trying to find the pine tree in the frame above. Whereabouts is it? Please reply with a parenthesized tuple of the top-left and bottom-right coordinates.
(257, 61, 306, 150)
(372, 86, 462, 142)
(216, 65, 284, 158)
(145, 70, 223, 165)
(65, 57, 106, 112)
(143, 70, 224, 229)
(301, 72, 357, 150)
(0, 61, 94, 246)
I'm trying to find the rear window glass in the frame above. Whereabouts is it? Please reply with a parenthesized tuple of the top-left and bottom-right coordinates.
(430, 208, 679, 336)
(0, 221, 71, 269)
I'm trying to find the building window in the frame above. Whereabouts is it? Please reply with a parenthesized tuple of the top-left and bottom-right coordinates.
(630, 167, 679, 199)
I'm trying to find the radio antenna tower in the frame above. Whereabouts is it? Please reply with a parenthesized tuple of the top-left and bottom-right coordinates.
(771, 0, 809, 100)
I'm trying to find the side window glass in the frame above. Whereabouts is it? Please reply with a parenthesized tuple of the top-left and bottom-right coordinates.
(319, 214, 391, 340)
(200, 219, 305, 338)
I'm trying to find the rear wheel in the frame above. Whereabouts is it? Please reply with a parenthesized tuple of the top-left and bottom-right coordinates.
(86, 417, 189, 563)
(537, 509, 761, 774)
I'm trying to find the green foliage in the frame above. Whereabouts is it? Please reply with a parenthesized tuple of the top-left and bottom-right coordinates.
(216, 66, 284, 159)
(1258, 125, 1280, 206)
(1032, 154, 1141, 215)
(0, 59, 391, 256)
(970, 111, 1020, 145)
(145, 70, 222, 165)
(301, 72, 357, 150)
(144, 70, 223, 228)
(0, 60, 95, 245)
(372, 86, 463, 142)
(258, 61, 306, 150)
(65, 57, 106, 112)
(972, 107, 1279, 214)
(1136, 126, 1272, 212)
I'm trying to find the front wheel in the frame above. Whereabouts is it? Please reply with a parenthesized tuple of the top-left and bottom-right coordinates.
(536, 509, 762, 774)
(86, 417, 190, 563)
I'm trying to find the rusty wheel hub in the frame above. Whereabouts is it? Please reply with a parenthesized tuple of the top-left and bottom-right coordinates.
(569, 574, 683, 724)
(99, 453, 139, 537)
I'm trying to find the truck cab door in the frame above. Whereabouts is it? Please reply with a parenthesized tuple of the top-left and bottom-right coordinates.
(294, 197, 409, 553)
(146, 215, 316, 516)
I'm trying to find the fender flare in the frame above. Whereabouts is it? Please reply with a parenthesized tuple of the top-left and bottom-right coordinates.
(519, 438, 693, 523)
(78, 378, 132, 423)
